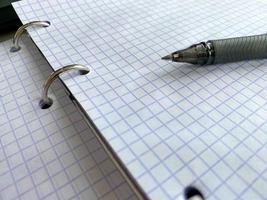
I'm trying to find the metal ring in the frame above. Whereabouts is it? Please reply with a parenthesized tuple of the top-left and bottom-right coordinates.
(205, 41, 215, 65)
(39, 64, 90, 109)
(10, 20, 51, 52)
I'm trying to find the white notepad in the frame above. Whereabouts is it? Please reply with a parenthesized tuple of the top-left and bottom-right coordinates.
(13, 0, 267, 199)
(0, 37, 138, 200)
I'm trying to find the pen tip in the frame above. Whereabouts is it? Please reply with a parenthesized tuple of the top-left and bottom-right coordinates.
(161, 54, 172, 60)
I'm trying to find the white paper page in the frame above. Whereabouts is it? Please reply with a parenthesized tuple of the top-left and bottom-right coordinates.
(0, 36, 138, 200)
(13, 0, 267, 199)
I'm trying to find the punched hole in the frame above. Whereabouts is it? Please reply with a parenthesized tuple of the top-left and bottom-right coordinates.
(184, 186, 204, 200)
(39, 98, 53, 109)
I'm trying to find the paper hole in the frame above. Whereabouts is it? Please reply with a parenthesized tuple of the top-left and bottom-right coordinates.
(184, 186, 204, 200)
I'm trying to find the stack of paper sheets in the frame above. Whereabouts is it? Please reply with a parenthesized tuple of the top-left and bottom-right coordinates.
(10, 0, 267, 199)
(0, 36, 137, 200)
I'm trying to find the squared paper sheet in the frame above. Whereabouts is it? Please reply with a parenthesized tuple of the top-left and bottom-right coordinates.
(12, 0, 267, 199)
(0, 36, 138, 200)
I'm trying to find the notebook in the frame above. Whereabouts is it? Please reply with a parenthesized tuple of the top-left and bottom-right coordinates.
(12, 0, 267, 199)
(0, 36, 138, 200)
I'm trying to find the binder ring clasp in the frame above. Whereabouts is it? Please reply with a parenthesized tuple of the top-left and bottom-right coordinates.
(39, 64, 90, 109)
(10, 20, 50, 52)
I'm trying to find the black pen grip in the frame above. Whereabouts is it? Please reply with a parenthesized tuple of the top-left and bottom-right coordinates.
(210, 33, 267, 64)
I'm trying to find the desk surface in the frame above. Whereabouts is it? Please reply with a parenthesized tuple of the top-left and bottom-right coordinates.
(12, 0, 267, 199)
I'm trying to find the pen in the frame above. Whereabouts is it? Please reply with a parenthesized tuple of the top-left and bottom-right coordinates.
(162, 33, 267, 65)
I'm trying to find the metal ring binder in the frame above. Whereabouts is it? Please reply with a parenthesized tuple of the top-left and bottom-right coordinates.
(39, 64, 90, 109)
(10, 20, 50, 52)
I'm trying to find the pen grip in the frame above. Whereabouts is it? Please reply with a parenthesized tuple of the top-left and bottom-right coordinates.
(210, 33, 267, 64)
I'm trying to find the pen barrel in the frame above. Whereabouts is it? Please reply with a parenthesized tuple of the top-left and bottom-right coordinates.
(209, 33, 267, 64)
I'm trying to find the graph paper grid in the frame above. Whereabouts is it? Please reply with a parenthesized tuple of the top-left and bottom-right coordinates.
(0, 36, 138, 200)
(12, 0, 267, 199)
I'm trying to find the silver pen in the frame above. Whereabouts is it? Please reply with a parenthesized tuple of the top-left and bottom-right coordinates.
(162, 33, 267, 65)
